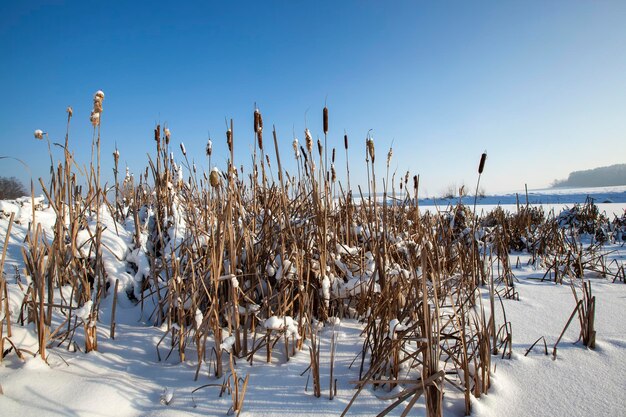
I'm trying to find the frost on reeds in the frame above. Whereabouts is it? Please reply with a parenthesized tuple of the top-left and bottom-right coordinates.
(3, 96, 623, 415)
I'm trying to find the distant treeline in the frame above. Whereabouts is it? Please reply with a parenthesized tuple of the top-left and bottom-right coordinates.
(552, 164, 626, 188)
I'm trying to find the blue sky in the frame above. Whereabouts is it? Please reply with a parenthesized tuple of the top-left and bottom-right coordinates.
(1, 1, 625, 196)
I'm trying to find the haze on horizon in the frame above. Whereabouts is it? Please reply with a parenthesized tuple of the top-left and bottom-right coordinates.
(1, 1, 625, 197)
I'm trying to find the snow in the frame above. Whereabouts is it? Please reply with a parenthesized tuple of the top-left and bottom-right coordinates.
(74, 300, 93, 322)
(0, 192, 625, 417)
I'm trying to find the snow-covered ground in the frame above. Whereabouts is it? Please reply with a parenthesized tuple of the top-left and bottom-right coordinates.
(1, 190, 625, 417)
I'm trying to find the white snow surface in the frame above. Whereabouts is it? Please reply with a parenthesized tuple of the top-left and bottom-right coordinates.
(0, 196, 625, 416)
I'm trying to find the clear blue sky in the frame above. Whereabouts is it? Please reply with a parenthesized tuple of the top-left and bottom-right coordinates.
(1, 1, 625, 196)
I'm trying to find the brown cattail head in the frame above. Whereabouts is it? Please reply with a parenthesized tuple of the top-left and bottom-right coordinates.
(226, 129, 233, 152)
(258, 111, 263, 131)
(413, 175, 418, 190)
(265, 154, 271, 168)
(478, 151, 487, 174)
(366, 138, 375, 163)
(300, 146, 308, 163)
(293, 138, 300, 159)
(317, 138, 323, 157)
(154, 125, 160, 142)
(113, 149, 119, 164)
(180, 142, 186, 156)
(66, 106, 73, 118)
(90, 111, 100, 127)
(331, 164, 336, 182)
(305, 129, 313, 153)
(93, 99, 103, 113)
(257, 129, 263, 150)
(387, 147, 393, 167)
(254, 108, 260, 133)
(206, 139, 212, 156)
(209, 167, 220, 187)
(164, 128, 171, 144)
(323, 106, 329, 134)
(332, 148, 336, 163)
(34, 129, 44, 140)
(344, 134, 348, 150)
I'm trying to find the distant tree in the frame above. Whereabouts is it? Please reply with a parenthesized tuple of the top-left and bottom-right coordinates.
(0, 176, 27, 199)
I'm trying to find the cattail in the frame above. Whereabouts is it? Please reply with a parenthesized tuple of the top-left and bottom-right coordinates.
(93, 99, 103, 113)
(164, 128, 171, 144)
(90, 111, 100, 127)
(154, 125, 160, 142)
(366, 138, 375, 163)
(94, 90, 105, 101)
(331, 164, 336, 182)
(209, 167, 220, 187)
(323, 106, 329, 134)
(293, 138, 300, 158)
(226, 129, 233, 153)
(34, 129, 44, 140)
(206, 139, 212, 156)
(317, 138, 323, 157)
(478, 151, 487, 174)
(180, 142, 186, 156)
(300, 146, 308, 163)
(66, 106, 73, 118)
(265, 154, 271, 169)
(305, 129, 313, 153)
(387, 147, 393, 166)
(332, 148, 336, 164)
(113, 149, 119, 164)
(254, 108, 260, 133)
(257, 129, 263, 150)
(413, 175, 418, 190)
(258, 110, 263, 131)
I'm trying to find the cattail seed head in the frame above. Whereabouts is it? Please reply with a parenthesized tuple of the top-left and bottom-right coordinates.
(90, 111, 100, 127)
(206, 139, 212, 156)
(317, 138, 323, 157)
(257, 129, 263, 150)
(254, 108, 260, 133)
(164, 128, 171, 144)
(226, 129, 233, 153)
(413, 175, 418, 190)
(300, 146, 308, 163)
(344, 134, 348, 150)
(323, 106, 329, 134)
(293, 138, 300, 158)
(265, 154, 271, 168)
(66, 106, 73, 118)
(154, 125, 160, 142)
(113, 149, 119, 164)
(332, 148, 336, 163)
(387, 147, 393, 167)
(94, 90, 105, 101)
(209, 167, 220, 187)
(34, 129, 44, 140)
(93, 99, 103, 113)
(180, 142, 186, 156)
(366, 138, 375, 162)
(478, 152, 487, 174)
(331, 164, 336, 182)
(305, 129, 312, 153)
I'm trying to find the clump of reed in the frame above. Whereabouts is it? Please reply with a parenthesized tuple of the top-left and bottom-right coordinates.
(2, 92, 622, 415)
